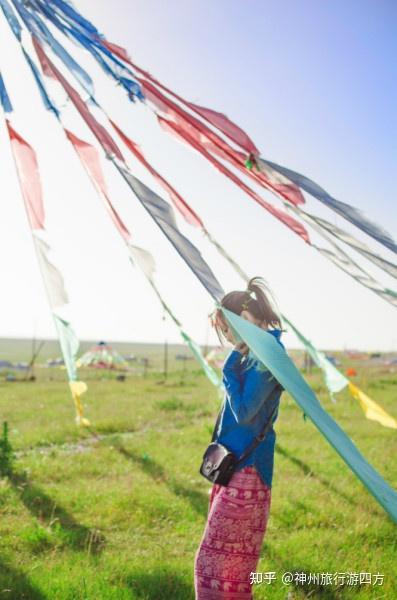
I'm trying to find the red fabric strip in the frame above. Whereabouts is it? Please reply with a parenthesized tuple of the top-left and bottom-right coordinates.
(102, 40, 259, 156)
(101, 40, 304, 207)
(32, 37, 124, 162)
(6, 120, 45, 230)
(64, 129, 131, 243)
(109, 119, 204, 229)
(158, 116, 310, 243)
(140, 79, 304, 207)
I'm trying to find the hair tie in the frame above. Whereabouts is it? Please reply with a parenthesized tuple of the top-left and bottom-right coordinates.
(241, 290, 255, 311)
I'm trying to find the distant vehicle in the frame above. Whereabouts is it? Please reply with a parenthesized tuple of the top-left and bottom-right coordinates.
(46, 358, 65, 367)
(13, 363, 29, 371)
(122, 354, 136, 362)
(325, 355, 341, 366)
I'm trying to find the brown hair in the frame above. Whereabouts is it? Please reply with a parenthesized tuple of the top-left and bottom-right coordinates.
(212, 276, 283, 354)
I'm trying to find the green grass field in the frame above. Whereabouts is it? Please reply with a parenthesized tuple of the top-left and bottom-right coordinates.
(0, 341, 396, 599)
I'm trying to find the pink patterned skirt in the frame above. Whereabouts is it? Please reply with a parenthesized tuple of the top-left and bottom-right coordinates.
(194, 466, 272, 599)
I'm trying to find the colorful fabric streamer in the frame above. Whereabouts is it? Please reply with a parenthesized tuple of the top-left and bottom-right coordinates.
(348, 383, 397, 430)
(220, 308, 397, 523)
(32, 37, 123, 160)
(258, 158, 397, 255)
(32, 28, 394, 417)
(3, 105, 88, 425)
(112, 158, 225, 301)
(314, 242, 397, 308)
(33, 2, 143, 101)
(79, 39, 305, 208)
(96, 41, 307, 210)
(140, 78, 306, 209)
(25, 0, 395, 261)
(35, 40, 226, 301)
(97, 37, 396, 258)
(64, 129, 221, 388)
(108, 41, 396, 256)
(22, 47, 59, 117)
(11, 0, 94, 97)
(157, 115, 310, 243)
(109, 119, 204, 228)
(282, 316, 349, 396)
(101, 40, 261, 157)
(291, 207, 397, 280)
(24, 3, 397, 309)
(180, 103, 259, 157)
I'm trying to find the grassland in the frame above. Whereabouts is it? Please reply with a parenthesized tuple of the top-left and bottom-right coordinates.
(0, 340, 396, 599)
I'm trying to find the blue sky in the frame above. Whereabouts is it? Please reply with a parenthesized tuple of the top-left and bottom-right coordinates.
(0, 0, 396, 350)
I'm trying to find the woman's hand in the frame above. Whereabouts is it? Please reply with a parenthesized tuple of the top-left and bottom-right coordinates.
(234, 341, 249, 354)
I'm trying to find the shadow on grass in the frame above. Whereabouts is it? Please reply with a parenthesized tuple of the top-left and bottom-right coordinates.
(9, 470, 105, 553)
(124, 567, 194, 600)
(116, 445, 210, 518)
(0, 555, 48, 599)
(276, 444, 383, 518)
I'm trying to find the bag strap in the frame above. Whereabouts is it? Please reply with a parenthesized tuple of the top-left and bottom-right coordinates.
(210, 382, 282, 451)
(235, 401, 279, 465)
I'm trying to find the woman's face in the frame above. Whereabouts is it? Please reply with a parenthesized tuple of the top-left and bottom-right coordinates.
(216, 310, 263, 345)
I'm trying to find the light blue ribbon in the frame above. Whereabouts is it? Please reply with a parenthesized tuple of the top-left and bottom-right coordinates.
(221, 307, 397, 523)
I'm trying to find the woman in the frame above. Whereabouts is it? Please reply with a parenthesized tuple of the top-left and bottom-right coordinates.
(194, 277, 285, 599)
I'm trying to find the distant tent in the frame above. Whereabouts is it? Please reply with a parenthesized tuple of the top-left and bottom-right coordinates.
(76, 341, 128, 370)
(0, 360, 13, 369)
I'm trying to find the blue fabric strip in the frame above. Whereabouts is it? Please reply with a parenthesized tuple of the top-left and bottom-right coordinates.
(11, 0, 94, 98)
(48, 0, 99, 38)
(30, 1, 143, 101)
(259, 157, 397, 255)
(114, 159, 225, 302)
(0, 0, 21, 40)
(0, 72, 12, 113)
(22, 48, 59, 117)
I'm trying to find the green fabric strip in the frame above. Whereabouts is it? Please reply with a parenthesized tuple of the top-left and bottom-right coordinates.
(221, 307, 397, 523)
(282, 316, 349, 395)
(53, 313, 79, 381)
(179, 329, 222, 389)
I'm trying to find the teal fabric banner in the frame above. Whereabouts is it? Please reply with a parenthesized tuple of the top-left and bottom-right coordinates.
(282, 316, 349, 396)
(221, 307, 397, 523)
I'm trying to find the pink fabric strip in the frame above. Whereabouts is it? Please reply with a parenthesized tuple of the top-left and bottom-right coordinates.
(6, 120, 45, 231)
(194, 466, 271, 599)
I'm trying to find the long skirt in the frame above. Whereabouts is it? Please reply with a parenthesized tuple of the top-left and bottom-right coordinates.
(194, 465, 272, 599)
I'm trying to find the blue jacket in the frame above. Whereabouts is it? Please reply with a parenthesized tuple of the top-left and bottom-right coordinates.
(215, 329, 285, 488)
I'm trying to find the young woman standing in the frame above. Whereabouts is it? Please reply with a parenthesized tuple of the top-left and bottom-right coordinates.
(194, 277, 285, 599)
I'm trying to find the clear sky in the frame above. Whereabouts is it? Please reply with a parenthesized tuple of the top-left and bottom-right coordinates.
(0, 0, 396, 351)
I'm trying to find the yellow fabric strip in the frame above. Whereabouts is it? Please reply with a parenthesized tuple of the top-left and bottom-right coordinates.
(348, 382, 397, 429)
(69, 381, 90, 426)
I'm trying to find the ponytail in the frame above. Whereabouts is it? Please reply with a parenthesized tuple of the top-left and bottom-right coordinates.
(212, 276, 283, 351)
(245, 276, 282, 329)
